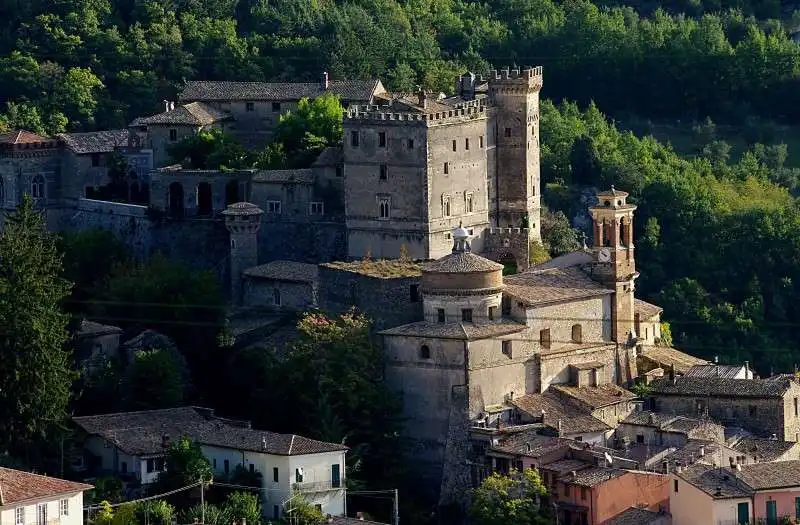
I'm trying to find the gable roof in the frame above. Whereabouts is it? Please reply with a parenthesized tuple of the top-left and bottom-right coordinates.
(179, 80, 383, 103)
(638, 346, 708, 374)
(132, 102, 232, 127)
(649, 376, 794, 398)
(58, 129, 132, 154)
(558, 467, 628, 487)
(528, 250, 594, 271)
(504, 267, 613, 307)
(74, 319, 123, 338)
(601, 507, 667, 525)
(684, 364, 748, 379)
(635, 299, 662, 321)
(511, 393, 612, 435)
(379, 320, 525, 341)
(622, 411, 718, 436)
(73, 406, 347, 457)
(492, 433, 571, 458)
(312, 146, 343, 167)
(549, 384, 636, 410)
(0, 130, 49, 145)
(0, 468, 92, 506)
(677, 463, 751, 499)
(730, 437, 799, 462)
(735, 460, 800, 490)
(242, 260, 319, 283)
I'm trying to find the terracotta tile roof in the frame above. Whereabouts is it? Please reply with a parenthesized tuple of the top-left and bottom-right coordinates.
(0, 468, 92, 505)
(678, 464, 751, 498)
(511, 393, 612, 434)
(684, 364, 748, 379)
(542, 458, 591, 475)
(638, 346, 708, 374)
(321, 260, 421, 279)
(649, 376, 794, 398)
(730, 437, 799, 462)
(328, 517, 389, 525)
(222, 202, 264, 216)
(0, 130, 49, 144)
(635, 299, 662, 320)
(73, 407, 347, 457)
(735, 460, 800, 490)
(662, 439, 722, 466)
(549, 384, 636, 410)
(243, 260, 319, 283)
(132, 102, 232, 126)
(421, 252, 504, 273)
(312, 146, 343, 167)
(58, 129, 131, 154)
(558, 467, 628, 487)
(74, 319, 123, 337)
(504, 267, 613, 307)
(252, 169, 314, 184)
(621, 411, 720, 437)
(379, 320, 525, 341)
(492, 433, 571, 458)
(528, 250, 593, 271)
(179, 80, 382, 103)
(601, 507, 667, 525)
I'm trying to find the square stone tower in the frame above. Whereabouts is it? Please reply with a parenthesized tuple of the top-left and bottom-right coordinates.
(488, 67, 543, 241)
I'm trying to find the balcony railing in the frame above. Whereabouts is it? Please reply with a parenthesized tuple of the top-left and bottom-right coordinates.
(293, 480, 343, 492)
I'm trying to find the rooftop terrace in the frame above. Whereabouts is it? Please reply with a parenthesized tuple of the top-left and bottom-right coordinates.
(321, 259, 422, 279)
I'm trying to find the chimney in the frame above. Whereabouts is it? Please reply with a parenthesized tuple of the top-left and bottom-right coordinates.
(169, 101, 175, 111)
(557, 419, 563, 436)
(669, 366, 676, 385)
(699, 445, 705, 457)
(163, 99, 170, 112)
(418, 87, 427, 109)
(262, 436, 267, 450)
(162, 434, 170, 449)
(321, 71, 329, 90)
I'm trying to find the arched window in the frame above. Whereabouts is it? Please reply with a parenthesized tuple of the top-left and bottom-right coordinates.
(225, 180, 239, 205)
(31, 175, 45, 199)
(571, 324, 583, 344)
(197, 182, 213, 216)
(273, 288, 281, 307)
(168, 182, 185, 217)
(419, 345, 431, 359)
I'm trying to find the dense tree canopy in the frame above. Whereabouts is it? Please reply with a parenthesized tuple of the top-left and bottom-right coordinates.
(0, 197, 76, 464)
(470, 469, 552, 525)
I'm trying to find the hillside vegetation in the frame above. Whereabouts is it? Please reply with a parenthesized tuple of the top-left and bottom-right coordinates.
(1, 0, 800, 372)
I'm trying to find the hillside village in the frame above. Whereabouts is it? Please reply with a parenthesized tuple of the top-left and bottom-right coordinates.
(3, 62, 800, 525)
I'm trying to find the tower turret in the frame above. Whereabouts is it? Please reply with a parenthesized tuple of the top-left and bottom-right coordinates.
(588, 187, 638, 342)
(488, 66, 544, 243)
(223, 202, 264, 305)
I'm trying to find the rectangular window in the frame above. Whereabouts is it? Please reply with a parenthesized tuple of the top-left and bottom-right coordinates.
(379, 132, 386, 147)
(250, 463, 255, 473)
(488, 306, 497, 321)
(479, 135, 484, 148)
(738, 502, 750, 525)
(795, 497, 800, 519)
(408, 139, 414, 149)
(504, 127, 512, 138)
(443, 196, 451, 217)
(169, 129, 177, 142)
(378, 197, 390, 219)
(296, 468, 304, 483)
(224, 459, 230, 473)
(335, 166, 343, 177)
(273, 506, 279, 520)
(309, 201, 324, 215)
(766, 500, 777, 525)
(15, 507, 23, 525)
(267, 200, 281, 214)
(410, 284, 420, 302)
(331, 464, 341, 488)
(465, 138, 470, 150)
(443, 162, 449, 175)
(673, 479, 679, 493)
(437, 309, 445, 323)
(147, 458, 155, 473)
(36, 505, 46, 525)
(452, 139, 457, 152)
(351, 131, 359, 147)
(273, 467, 279, 482)
(380, 165, 388, 180)
(795, 397, 798, 417)
(637, 434, 645, 444)
(246, 102, 255, 112)
(121, 461, 127, 473)
(272, 102, 281, 112)
(540, 328, 551, 350)
(60, 499, 69, 516)
(213, 458, 217, 469)
(465, 193, 474, 213)
(502, 340, 512, 357)
(749, 405, 757, 417)
(91, 154, 100, 167)
(462, 309, 473, 322)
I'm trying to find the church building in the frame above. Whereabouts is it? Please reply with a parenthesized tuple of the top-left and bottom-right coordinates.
(379, 187, 665, 501)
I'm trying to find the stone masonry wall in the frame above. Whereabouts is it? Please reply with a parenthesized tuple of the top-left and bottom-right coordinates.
(243, 278, 315, 311)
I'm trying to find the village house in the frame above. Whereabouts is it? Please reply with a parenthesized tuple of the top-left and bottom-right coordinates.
(648, 375, 800, 441)
(0, 468, 92, 525)
(72, 407, 348, 519)
(671, 460, 800, 525)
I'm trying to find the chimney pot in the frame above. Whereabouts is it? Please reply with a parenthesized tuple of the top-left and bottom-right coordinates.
(417, 87, 427, 109)
(322, 71, 329, 90)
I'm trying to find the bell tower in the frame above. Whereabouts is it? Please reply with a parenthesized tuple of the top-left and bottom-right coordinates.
(588, 187, 638, 343)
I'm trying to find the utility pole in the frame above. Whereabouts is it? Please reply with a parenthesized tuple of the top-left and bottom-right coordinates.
(392, 489, 399, 525)
(200, 477, 205, 524)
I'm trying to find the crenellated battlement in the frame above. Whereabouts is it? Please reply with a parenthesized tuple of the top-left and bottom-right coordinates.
(345, 104, 487, 124)
(488, 66, 543, 81)
(487, 66, 544, 93)
(487, 227, 530, 235)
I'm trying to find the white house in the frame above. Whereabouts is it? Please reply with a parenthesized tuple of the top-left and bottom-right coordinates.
(0, 467, 93, 525)
(73, 407, 348, 518)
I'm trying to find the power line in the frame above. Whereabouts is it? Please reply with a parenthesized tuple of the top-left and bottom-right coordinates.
(83, 481, 201, 511)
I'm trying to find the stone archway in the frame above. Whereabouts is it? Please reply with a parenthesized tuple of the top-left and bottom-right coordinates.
(197, 182, 213, 216)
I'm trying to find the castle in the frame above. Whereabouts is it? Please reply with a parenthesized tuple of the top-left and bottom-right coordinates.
(0, 67, 544, 273)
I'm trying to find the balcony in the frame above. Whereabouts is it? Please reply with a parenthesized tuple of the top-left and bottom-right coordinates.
(293, 480, 343, 493)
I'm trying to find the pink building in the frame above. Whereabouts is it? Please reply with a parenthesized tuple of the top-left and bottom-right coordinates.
(672, 460, 800, 525)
